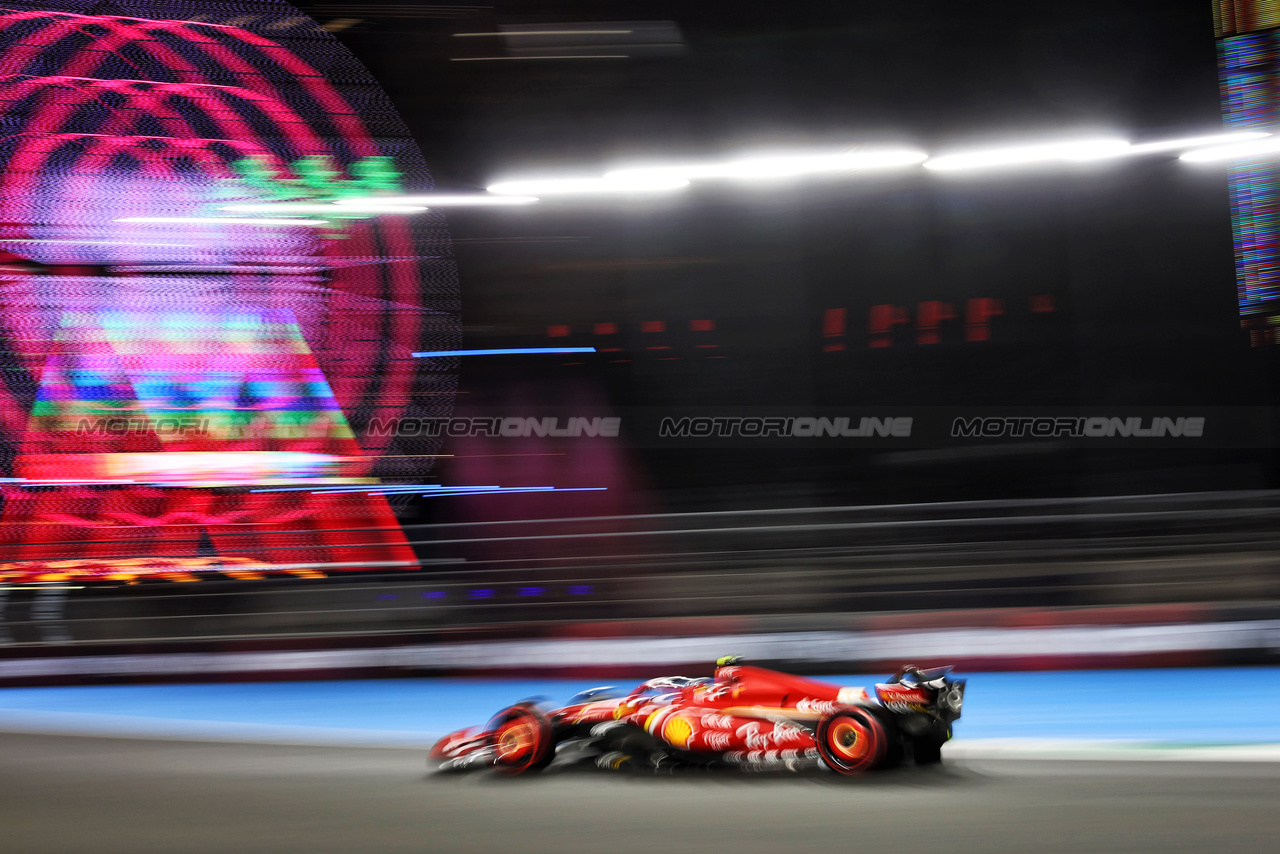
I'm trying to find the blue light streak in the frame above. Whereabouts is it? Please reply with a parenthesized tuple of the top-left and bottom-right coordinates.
(250, 484, 500, 493)
(310, 485, 505, 495)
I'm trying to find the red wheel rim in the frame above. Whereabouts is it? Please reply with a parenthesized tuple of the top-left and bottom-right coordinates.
(828, 720, 872, 762)
(494, 718, 538, 764)
(819, 711, 886, 775)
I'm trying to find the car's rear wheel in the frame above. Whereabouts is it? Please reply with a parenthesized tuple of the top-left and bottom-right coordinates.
(816, 709, 889, 775)
(488, 706, 555, 776)
(911, 736, 944, 765)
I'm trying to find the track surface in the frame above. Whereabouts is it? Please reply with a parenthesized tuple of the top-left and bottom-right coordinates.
(3, 732, 1279, 854)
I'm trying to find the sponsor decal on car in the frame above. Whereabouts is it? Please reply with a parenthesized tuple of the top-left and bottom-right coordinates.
(881, 701, 928, 713)
(663, 715, 695, 749)
(702, 730, 735, 751)
(574, 700, 619, 724)
(736, 722, 771, 751)
(795, 698, 842, 716)
(614, 698, 646, 721)
(877, 687, 930, 704)
(734, 720, 810, 750)
(876, 686, 932, 713)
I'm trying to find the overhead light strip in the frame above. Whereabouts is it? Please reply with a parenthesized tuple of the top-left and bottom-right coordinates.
(486, 131, 1276, 196)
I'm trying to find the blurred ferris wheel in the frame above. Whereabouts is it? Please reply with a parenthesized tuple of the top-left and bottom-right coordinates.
(0, 1, 460, 582)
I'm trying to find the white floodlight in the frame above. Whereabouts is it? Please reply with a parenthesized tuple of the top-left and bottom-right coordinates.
(1129, 131, 1270, 155)
(486, 175, 689, 195)
(605, 148, 928, 183)
(333, 195, 540, 207)
(1180, 136, 1280, 162)
(924, 138, 1131, 171)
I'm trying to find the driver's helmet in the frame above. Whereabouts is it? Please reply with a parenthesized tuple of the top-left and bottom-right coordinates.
(567, 686, 624, 705)
(632, 676, 706, 707)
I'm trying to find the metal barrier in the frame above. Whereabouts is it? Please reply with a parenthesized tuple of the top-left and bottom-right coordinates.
(2, 490, 1280, 647)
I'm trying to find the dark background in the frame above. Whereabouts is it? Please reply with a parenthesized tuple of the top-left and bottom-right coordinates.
(298, 0, 1277, 509)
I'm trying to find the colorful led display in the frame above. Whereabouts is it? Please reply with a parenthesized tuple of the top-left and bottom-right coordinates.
(0, 2, 459, 582)
(1216, 1, 1280, 342)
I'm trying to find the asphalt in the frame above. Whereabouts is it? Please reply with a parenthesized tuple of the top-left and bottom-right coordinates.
(3, 732, 1279, 854)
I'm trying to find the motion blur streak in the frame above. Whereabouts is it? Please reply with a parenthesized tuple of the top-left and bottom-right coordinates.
(115, 217, 332, 226)
(333, 195, 541, 206)
(1215, 11, 1280, 330)
(219, 203, 428, 214)
(924, 138, 1131, 170)
(1181, 137, 1280, 161)
(450, 55, 630, 61)
(1, 491, 1277, 644)
(455, 30, 636, 37)
(486, 175, 690, 195)
(411, 347, 598, 356)
(603, 149, 929, 182)
(1, 733, 1275, 854)
(5, 669, 1276, 744)
(1131, 131, 1271, 153)
(490, 131, 1272, 192)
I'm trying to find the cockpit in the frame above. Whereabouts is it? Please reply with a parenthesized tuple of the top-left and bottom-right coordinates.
(626, 676, 713, 707)
(566, 686, 626, 706)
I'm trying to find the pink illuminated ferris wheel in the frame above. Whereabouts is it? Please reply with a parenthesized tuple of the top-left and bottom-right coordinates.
(0, 2, 459, 582)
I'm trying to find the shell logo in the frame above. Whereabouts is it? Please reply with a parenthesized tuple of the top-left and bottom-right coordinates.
(662, 715, 694, 749)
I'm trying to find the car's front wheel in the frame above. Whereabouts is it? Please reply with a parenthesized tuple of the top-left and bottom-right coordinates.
(488, 705, 555, 776)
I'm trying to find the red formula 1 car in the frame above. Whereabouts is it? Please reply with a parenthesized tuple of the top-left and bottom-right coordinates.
(429, 658, 965, 776)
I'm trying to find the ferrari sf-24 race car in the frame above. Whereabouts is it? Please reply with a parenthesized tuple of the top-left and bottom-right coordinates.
(430, 658, 965, 776)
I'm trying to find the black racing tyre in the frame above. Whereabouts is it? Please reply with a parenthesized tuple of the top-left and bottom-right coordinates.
(488, 706, 555, 776)
(912, 736, 944, 765)
(816, 709, 889, 775)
